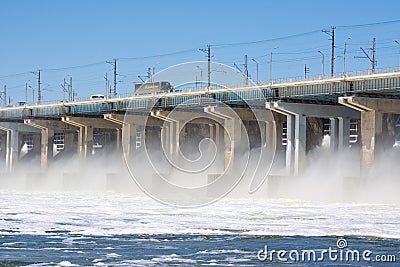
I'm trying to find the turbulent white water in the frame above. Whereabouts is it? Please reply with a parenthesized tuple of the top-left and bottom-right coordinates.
(1, 190, 399, 239)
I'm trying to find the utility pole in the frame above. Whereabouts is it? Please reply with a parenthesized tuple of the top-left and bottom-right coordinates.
(25, 82, 28, 103)
(113, 59, 117, 96)
(207, 46, 211, 90)
(371, 37, 376, 72)
(104, 73, 109, 98)
(269, 46, 279, 85)
(358, 37, 376, 73)
(304, 64, 309, 79)
(252, 58, 259, 84)
(38, 70, 41, 104)
(107, 59, 117, 97)
(3, 85, 6, 107)
(147, 67, 152, 81)
(61, 78, 66, 102)
(323, 26, 335, 77)
(62, 76, 73, 101)
(244, 54, 249, 85)
(70, 76, 73, 101)
(270, 51, 273, 83)
(32, 70, 41, 104)
(199, 45, 211, 91)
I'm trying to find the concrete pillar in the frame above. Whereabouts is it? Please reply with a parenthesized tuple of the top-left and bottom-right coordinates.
(63, 116, 120, 159)
(64, 132, 76, 154)
(338, 117, 351, 152)
(0, 122, 41, 171)
(330, 118, 339, 152)
(40, 128, 54, 169)
(122, 124, 136, 158)
(330, 117, 351, 152)
(0, 132, 6, 159)
(339, 96, 400, 176)
(116, 128, 121, 152)
(24, 120, 56, 170)
(294, 114, 306, 176)
(8, 130, 19, 171)
(209, 124, 214, 141)
(85, 126, 94, 157)
(161, 125, 169, 157)
(204, 107, 243, 172)
(104, 114, 145, 159)
(267, 101, 360, 176)
(215, 123, 220, 146)
(77, 126, 84, 157)
(24, 119, 80, 170)
(286, 114, 295, 175)
(273, 114, 284, 154)
(361, 110, 382, 174)
(263, 121, 270, 148)
(151, 111, 180, 164)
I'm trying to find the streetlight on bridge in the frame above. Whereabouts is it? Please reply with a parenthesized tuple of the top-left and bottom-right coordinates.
(269, 46, 278, 85)
(317, 50, 325, 78)
(196, 65, 203, 90)
(394, 40, 400, 67)
(344, 36, 351, 76)
(251, 58, 259, 84)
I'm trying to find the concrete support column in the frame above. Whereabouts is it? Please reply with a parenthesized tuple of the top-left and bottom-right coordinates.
(24, 120, 56, 170)
(62, 118, 90, 159)
(261, 121, 267, 147)
(204, 107, 242, 172)
(77, 126, 84, 157)
(0, 122, 41, 172)
(209, 124, 214, 140)
(85, 126, 94, 157)
(104, 114, 140, 158)
(6, 130, 18, 171)
(215, 123, 220, 146)
(330, 118, 339, 152)
(63, 116, 120, 159)
(122, 124, 136, 158)
(62, 132, 75, 155)
(0, 132, 6, 162)
(40, 128, 54, 170)
(339, 96, 400, 176)
(338, 117, 351, 152)
(330, 117, 351, 152)
(116, 128, 121, 152)
(361, 110, 382, 174)
(294, 114, 306, 176)
(274, 114, 284, 154)
(267, 101, 359, 176)
(151, 111, 180, 164)
(161, 125, 170, 157)
(285, 114, 295, 175)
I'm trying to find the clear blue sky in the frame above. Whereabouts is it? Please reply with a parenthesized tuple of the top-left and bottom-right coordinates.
(1, 0, 400, 103)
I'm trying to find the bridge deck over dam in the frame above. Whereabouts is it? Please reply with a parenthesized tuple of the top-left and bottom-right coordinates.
(1, 69, 400, 180)
(1, 70, 400, 119)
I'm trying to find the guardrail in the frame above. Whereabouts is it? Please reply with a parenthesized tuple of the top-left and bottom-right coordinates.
(1, 68, 400, 119)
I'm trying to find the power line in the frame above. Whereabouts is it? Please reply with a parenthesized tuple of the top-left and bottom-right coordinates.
(337, 19, 400, 29)
(322, 26, 335, 77)
(41, 61, 107, 72)
(199, 45, 212, 91)
(212, 30, 322, 48)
